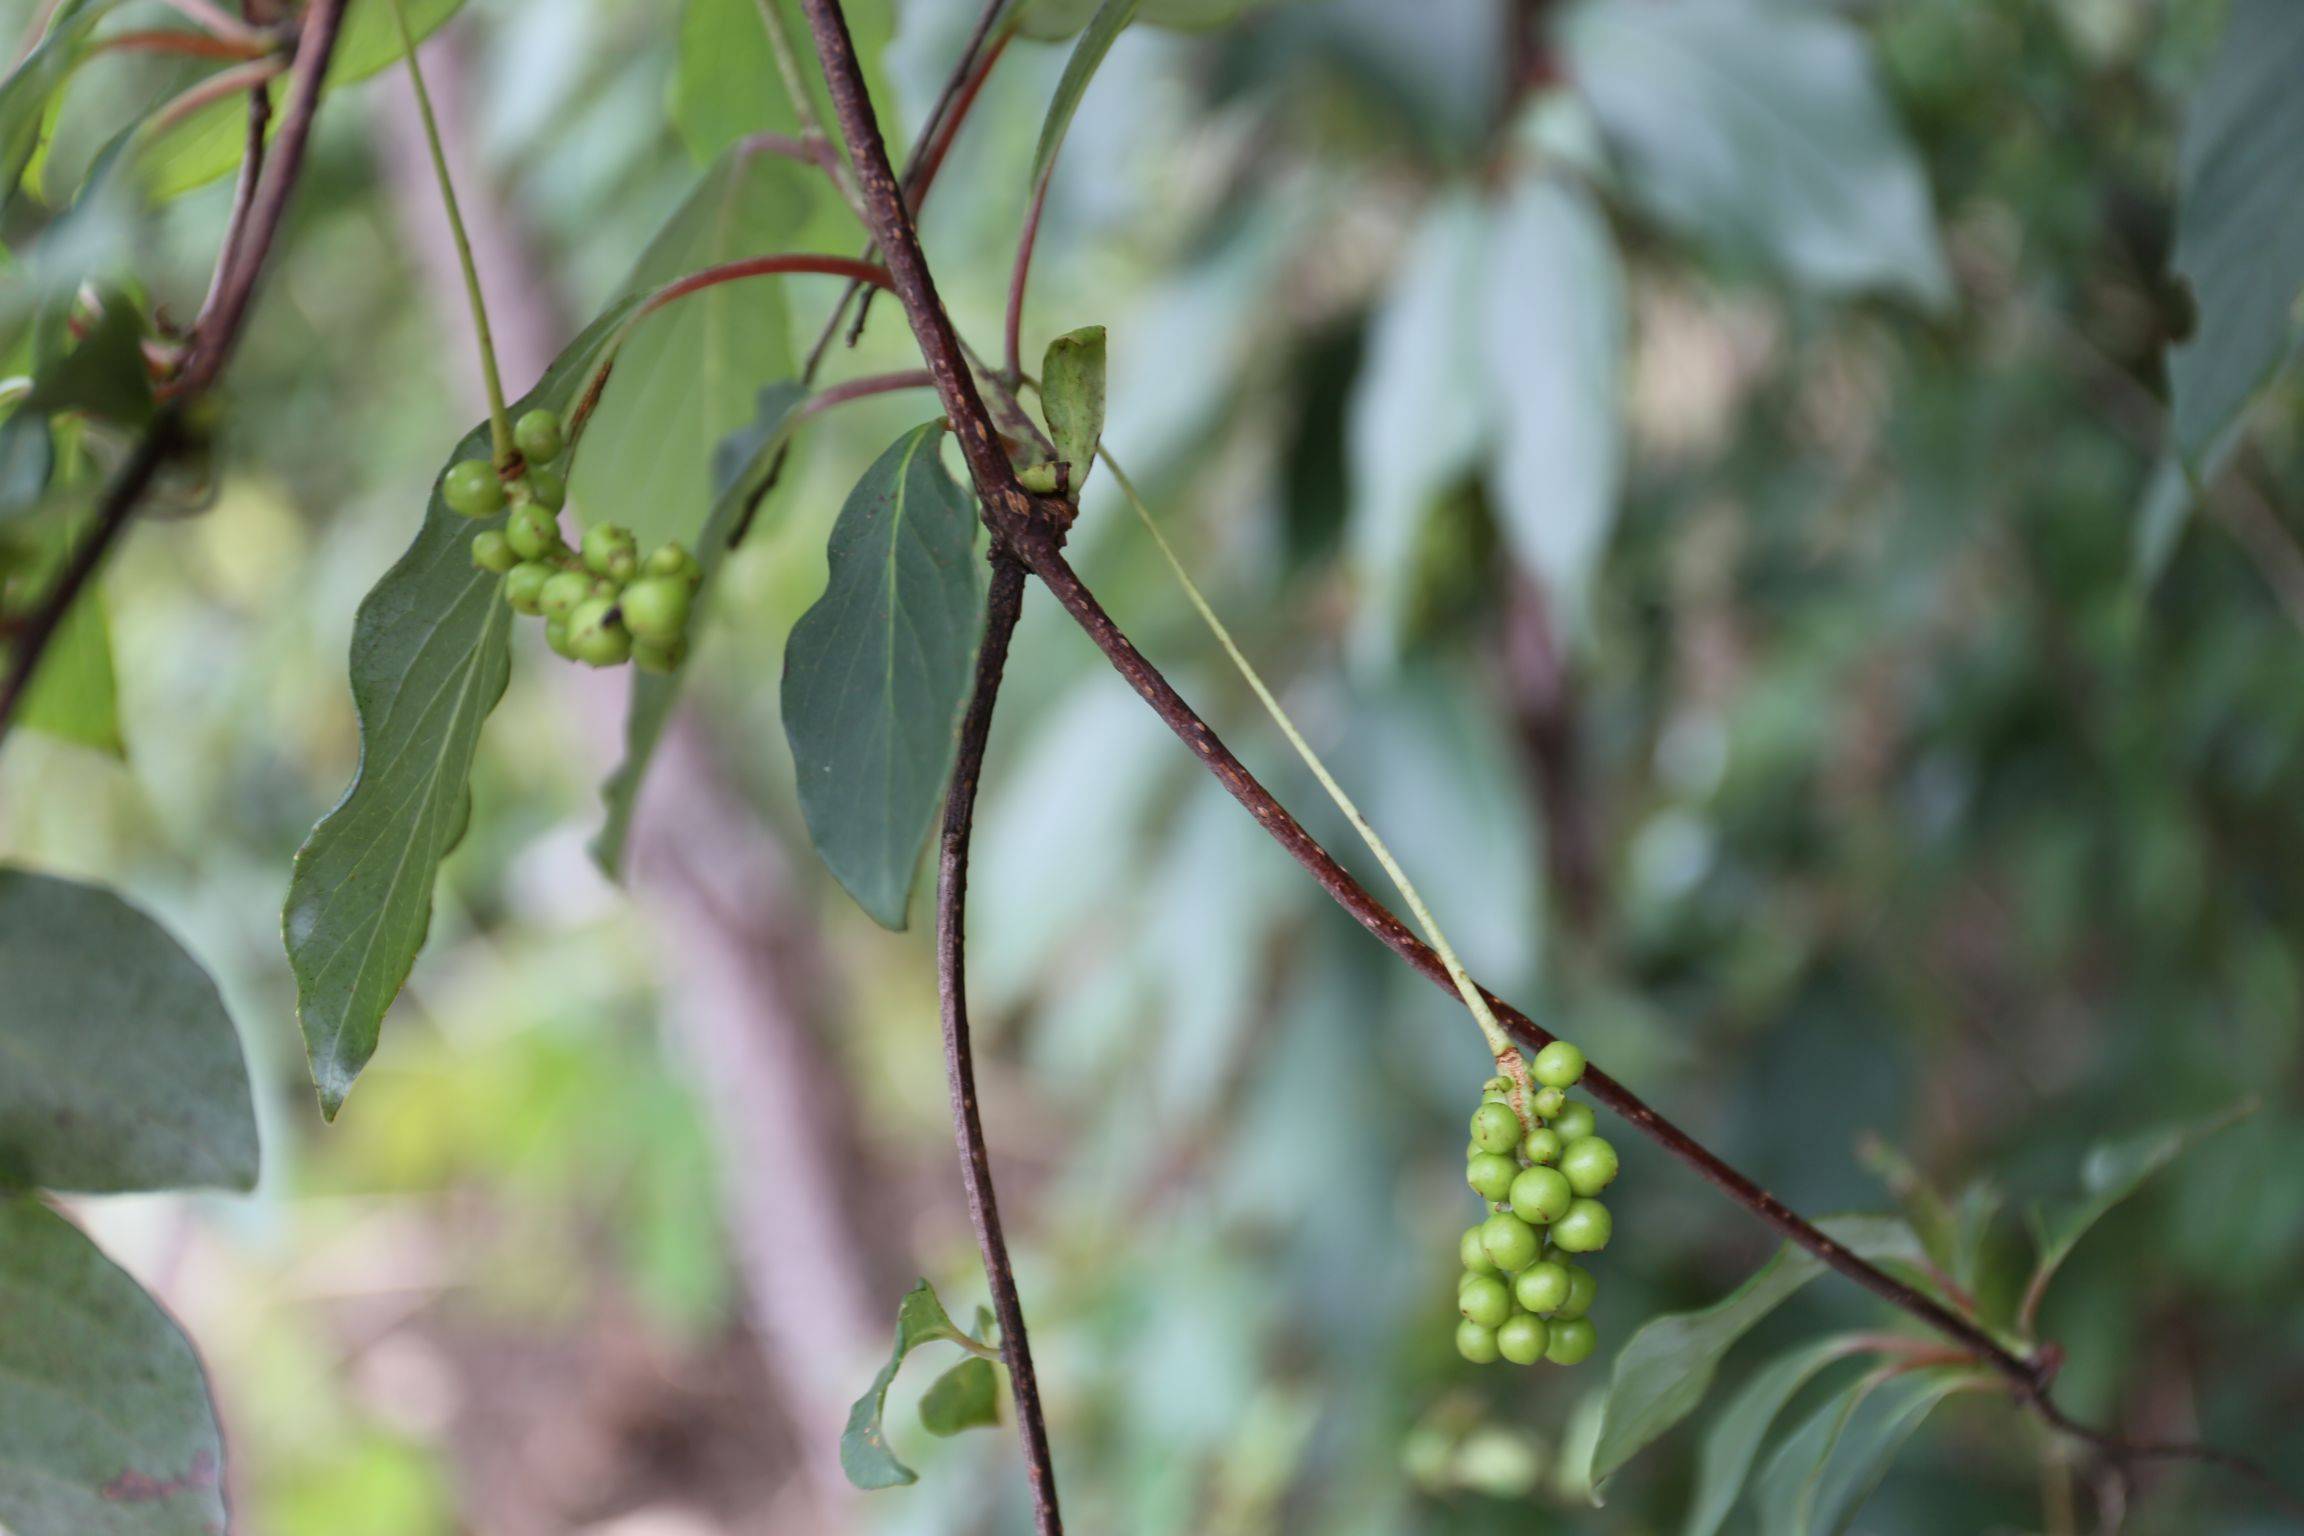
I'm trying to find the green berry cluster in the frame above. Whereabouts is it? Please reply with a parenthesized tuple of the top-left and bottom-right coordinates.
(448, 409, 700, 671)
(1454, 1040, 1619, 1368)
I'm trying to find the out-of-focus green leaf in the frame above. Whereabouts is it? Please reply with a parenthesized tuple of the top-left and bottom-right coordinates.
(1565, 0, 1950, 308)
(2165, 0, 2304, 469)
(781, 422, 983, 929)
(1589, 1214, 1923, 1491)
(0, 868, 255, 1193)
(1480, 170, 1623, 639)
(842, 1279, 994, 1489)
(1028, 0, 1143, 192)
(1753, 1367, 1975, 1535)
(918, 1358, 1000, 1437)
(570, 146, 806, 554)
(591, 381, 806, 877)
(1040, 324, 1106, 491)
(2023, 1101, 2252, 1320)
(284, 299, 640, 1120)
(1682, 1335, 1855, 1536)
(0, 0, 121, 192)
(0, 1198, 230, 1536)
(1020, 0, 1266, 40)
(671, 0, 896, 165)
(20, 294, 150, 426)
(1345, 189, 1487, 668)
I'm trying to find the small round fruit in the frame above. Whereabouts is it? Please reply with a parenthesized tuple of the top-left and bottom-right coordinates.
(506, 504, 562, 560)
(1466, 1151, 1518, 1203)
(470, 530, 516, 574)
(620, 575, 691, 643)
(582, 522, 639, 580)
(1551, 1198, 1612, 1254)
(1531, 1086, 1567, 1120)
(544, 616, 575, 658)
(567, 597, 632, 668)
(442, 459, 503, 518)
(1509, 1165, 1574, 1224)
(1482, 1075, 1512, 1095)
(1496, 1312, 1549, 1365)
(524, 465, 567, 510)
(513, 407, 564, 465)
(1514, 1261, 1569, 1315)
(1555, 1265, 1597, 1321)
(633, 637, 686, 673)
(1544, 1316, 1597, 1365)
(1532, 1040, 1586, 1089)
(1458, 1275, 1511, 1329)
(1478, 1212, 1540, 1273)
(1459, 1225, 1499, 1276)
(1550, 1102, 1597, 1143)
(1560, 1135, 1620, 1196)
(1456, 1320, 1500, 1365)
(645, 542, 701, 587)
(539, 569, 592, 621)
(504, 561, 552, 615)
(1521, 1126, 1563, 1165)
(1469, 1102, 1522, 1155)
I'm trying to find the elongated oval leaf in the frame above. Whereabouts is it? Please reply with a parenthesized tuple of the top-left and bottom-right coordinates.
(591, 382, 807, 877)
(0, 0, 122, 193)
(1481, 171, 1625, 640)
(1754, 1367, 1974, 1536)
(1589, 1214, 1922, 1491)
(781, 422, 984, 929)
(1028, 0, 1143, 193)
(1682, 1336, 1857, 1536)
(918, 1358, 1000, 1437)
(0, 1198, 229, 1536)
(2165, 0, 2304, 469)
(284, 299, 640, 1119)
(1565, 0, 1949, 308)
(0, 869, 255, 1194)
(1040, 324, 1106, 492)
(570, 146, 807, 554)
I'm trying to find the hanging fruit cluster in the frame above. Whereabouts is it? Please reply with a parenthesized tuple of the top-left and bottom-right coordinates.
(1455, 1041, 1618, 1367)
(445, 407, 701, 671)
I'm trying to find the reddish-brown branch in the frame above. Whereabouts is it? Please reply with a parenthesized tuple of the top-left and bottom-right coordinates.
(637, 253, 896, 319)
(93, 27, 267, 58)
(1002, 177, 1049, 384)
(909, 30, 1011, 212)
(794, 367, 935, 420)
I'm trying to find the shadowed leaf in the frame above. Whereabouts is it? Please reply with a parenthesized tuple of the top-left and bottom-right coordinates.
(918, 1358, 1000, 1437)
(842, 1279, 994, 1489)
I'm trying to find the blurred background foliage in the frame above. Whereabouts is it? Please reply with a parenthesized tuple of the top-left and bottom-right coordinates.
(5, 0, 2302, 1531)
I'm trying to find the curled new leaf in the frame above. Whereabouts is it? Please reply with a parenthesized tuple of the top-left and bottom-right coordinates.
(842, 1279, 999, 1490)
(1039, 324, 1106, 493)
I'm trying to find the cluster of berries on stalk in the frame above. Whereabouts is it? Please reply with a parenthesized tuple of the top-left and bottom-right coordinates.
(1455, 1040, 1618, 1368)
(445, 408, 701, 671)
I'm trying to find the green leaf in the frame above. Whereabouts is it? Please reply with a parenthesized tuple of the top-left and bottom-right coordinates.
(1564, 0, 1949, 308)
(570, 146, 807, 555)
(0, 0, 122, 193)
(842, 1279, 991, 1490)
(20, 294, 150, 426)
(2023, 1101, 2252, 1317)
(0, 1197, 229, 1536)
(781, 422, 984, 929)
(1345, 189, 1487, 668)
(591, 381, 807, 878)
(671, 0, 897, 166)
(1753, 1367, 1974, 1536)
(11, 501, 122, 756)
(1682, 1336, 1856, 1536)
(0, 868, 255, 1194)
(1039, 324, 1106, 491)
(284, 298, 641, 1120)
(1028, 0, 1143, 193)
(2165, 0, 2304, 469)
(1018, 0, 1263, 40)
(918, 1358, 1000, 1437)
(1589, 1214, 1922, 1491)
(1480, 171, 1624, 639)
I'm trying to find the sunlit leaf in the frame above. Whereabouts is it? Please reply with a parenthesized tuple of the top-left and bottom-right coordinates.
(1039, 324, 1106, 492)
(1028, 0, 1142, 193)
(671, 0, 896, 166)
(2165, 0, 2304, 470)
(1682, 1336, 1855, 1536)
(1753, 1367, 1976, 1535)
(284, 298, 640, 1119)
(918, 1358, 1000, 1437)
(781, 422, 984, 929)
(842, 1279, 993, 1490)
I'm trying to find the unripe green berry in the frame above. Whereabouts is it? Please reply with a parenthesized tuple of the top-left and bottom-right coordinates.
(504, 561, 552, 615)
(620, 575, 691, 642)
(1556, 1264, 1597, 1321)
(1496, 1312, 1549, 1366)
(470, 530, 516, 574)
(1560, 1135, 1619, 1196)
(539, 569, 593, 622)
(567, 597, 632, 668)
(1532, 1040, 1586, 1089)
(513, 407, 564, 465)
(1531, 1086, 1567, 1120)
(1469, 1102, 1522, 1155)
(644, 542, 701, 588)
(633, 637, 687, 674)
(1521, 1126, 1563, 1165)
(1455, 1320, 1499, 1365)
(1508, 1165, 1574, 1224)
(1459, 1225, 1499, 1276)
(582, 522, 639, 580)
(1458, 1275, 1511, 1329)
(1466, 1151, 1518, 1203)
(1551, 1102, 1597, 1142)
(442, 459, 504, 518)
(1551, 1197, 1612, 1253)
(1514, 1261, 1570, 1315)
(524, 465, 567, 510)
(544, 616, 576, 658)
(1544, 1316, 1597, 1365)
(1478, 1212, 1540, 1273)
(506, 505, 562, 560)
